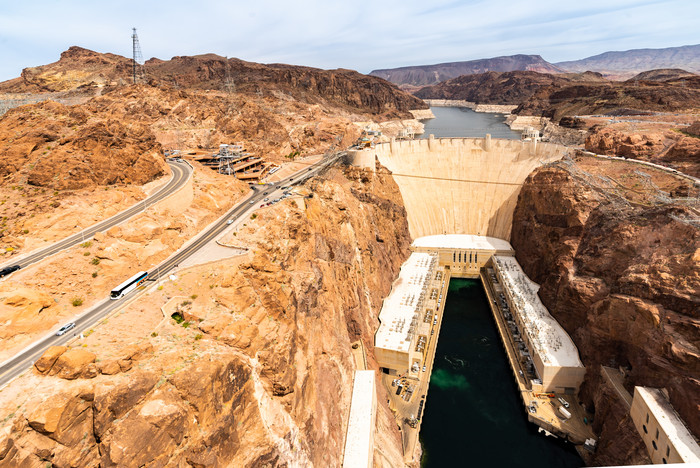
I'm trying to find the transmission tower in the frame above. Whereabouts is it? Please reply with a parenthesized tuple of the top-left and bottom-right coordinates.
(131, 28, 144, 84)
(224, 57, 235, 94)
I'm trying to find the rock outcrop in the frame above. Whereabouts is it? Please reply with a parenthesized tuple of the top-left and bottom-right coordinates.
(585, 125, 700, 177)
(511, 158, 700, 465)
(0, 99, 166, 190)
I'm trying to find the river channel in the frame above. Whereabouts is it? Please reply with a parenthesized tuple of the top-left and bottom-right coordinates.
(419, 280, 583, 467)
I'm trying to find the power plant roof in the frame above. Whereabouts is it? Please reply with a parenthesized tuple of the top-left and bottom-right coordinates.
(375, 252, 436, 354)
(494, 255, 583, 369)
(412, 234, 513, 253)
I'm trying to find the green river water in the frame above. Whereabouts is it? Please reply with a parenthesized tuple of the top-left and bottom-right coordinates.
(419, 279, 583, 468)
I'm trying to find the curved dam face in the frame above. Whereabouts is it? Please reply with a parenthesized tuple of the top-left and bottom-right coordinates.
(349, 137, 569, 240)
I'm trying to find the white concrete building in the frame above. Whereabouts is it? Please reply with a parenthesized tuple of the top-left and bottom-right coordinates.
(374, 252, 436, 376)
(630, 386, 700, 464)
(493, 255, 585, 394)
(342, 370, 377, 468)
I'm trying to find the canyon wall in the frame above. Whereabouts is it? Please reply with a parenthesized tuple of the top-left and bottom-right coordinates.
(0, 164, 412, 467)
(351, 137, 568, 240)
(510, 160, 699, 465)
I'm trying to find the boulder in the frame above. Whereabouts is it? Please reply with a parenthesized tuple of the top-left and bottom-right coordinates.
(121, 342, 153, 361)
(34, 346, 67, 374)
(117, 359, 132, 372)
(97, 360, 122, 376)
(49, 348, 96, 380)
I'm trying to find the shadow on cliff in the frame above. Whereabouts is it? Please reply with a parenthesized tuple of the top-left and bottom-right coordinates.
(486, 189, 520, 240)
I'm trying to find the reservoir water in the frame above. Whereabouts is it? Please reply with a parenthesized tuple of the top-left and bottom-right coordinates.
(419, 106, 521, 140)
(420, 279, 583, 467)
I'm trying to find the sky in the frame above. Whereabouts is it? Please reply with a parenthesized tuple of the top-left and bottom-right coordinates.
(0, 0, 698, 81)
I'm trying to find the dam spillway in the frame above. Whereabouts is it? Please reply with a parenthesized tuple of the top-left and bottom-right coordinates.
(348, 136, 569, 240)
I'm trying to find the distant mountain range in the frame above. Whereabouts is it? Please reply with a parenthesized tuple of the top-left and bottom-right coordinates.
(369, 55, 563, 88)
(555, 44, 700, 79)
(371, 44, 700, 86)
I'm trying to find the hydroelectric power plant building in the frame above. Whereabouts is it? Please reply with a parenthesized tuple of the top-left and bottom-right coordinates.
(491, 255, 585, 394)
(374, 235, 585, 396)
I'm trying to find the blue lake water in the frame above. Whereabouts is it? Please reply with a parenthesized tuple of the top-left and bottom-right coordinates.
(419, 279, 583, 468)
(419, 106, 521, 140)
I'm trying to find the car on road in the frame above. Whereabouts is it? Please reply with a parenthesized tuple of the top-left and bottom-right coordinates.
(422, 366, 427, 372)
(227, 220, 234, 225)
(56, 322, 76, 336)
(263, 191, 269, 195)
(0, 264, 20, 278)
(264, 198, 269, 202)
(249, 201, 254, 204)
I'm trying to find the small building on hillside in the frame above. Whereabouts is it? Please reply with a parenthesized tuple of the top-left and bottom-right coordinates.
(630, 386, 700, 465)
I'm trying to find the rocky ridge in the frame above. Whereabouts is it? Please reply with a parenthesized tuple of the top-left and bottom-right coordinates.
(0, 47, 426, 118)
(414, 69, 700, 120)
(414, 70, 595, 104)
(370, 54, 563, 88)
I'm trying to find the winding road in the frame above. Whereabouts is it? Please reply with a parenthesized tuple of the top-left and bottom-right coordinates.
(0, 152, 343, 387)
(0, 160, 192, 271)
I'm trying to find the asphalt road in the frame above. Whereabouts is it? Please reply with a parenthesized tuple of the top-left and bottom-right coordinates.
(0, 153, 343, 387)
(0, 160, 191, 271)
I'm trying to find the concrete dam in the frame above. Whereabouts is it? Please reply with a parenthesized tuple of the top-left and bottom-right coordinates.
(344, 136, 587, 465)
(348, 136, 569, 240)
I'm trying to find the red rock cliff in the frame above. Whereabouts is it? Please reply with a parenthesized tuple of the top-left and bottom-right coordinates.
(511, 158, 699, 465)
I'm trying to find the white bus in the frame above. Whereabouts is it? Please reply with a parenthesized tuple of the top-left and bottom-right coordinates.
(110, 271, 149, 300)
